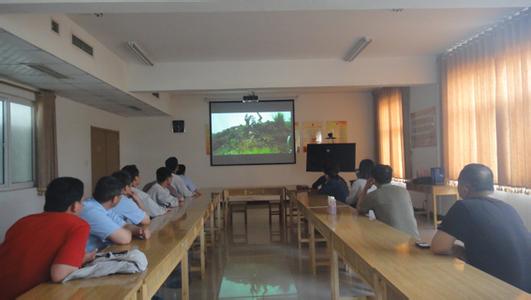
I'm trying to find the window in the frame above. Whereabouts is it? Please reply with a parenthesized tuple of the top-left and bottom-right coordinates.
(375, 88, 406, 178)
(441, 10, 530, 189)
(0, 96, 35, 189)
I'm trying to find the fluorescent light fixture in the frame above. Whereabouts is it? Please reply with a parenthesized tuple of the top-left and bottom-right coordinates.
(23, 63, 68, 79)
(126, 41, 154, 66)
(343, 37, 372, 62)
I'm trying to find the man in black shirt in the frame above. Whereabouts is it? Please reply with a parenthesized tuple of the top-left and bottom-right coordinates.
(431, 163, 531, 292)
(311, 163, 349, 202)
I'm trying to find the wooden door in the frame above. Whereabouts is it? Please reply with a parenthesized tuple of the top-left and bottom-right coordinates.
(91, 127, 120, 191)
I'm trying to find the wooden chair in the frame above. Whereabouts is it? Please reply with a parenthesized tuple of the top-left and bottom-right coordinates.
(229, 201, 248, 245)
(268, 200, 281, 226)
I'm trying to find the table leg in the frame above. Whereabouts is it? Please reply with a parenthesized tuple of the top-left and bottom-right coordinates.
(224, 199, 229, 229)
(309, 222, 316, 275)
(280, 199, 285, 228)
(289, 194, 294, 228)
(297, 205, 302, 249)
(210, 212, 215, 246)
(181, 251, 189, 300)
(330, 248, 340, 300)
(432, 193, 438, 229)
(216, 201, 221, 229)
(200, 227, 206, 279)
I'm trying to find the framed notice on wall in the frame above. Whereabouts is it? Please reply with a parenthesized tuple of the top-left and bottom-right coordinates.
(300, 121, 348, 152)
(410, 106, 436, 148)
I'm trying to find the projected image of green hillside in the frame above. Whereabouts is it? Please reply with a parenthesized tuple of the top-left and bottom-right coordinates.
(212, 112, 292, 156)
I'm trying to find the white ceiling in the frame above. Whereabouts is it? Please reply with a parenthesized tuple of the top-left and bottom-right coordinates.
(70, 8, 519, 63)
(0, 29, 166, 116)
(1, 0, 529, 14)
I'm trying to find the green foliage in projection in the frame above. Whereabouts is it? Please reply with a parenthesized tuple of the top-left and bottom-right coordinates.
(212, 112, 292, 155)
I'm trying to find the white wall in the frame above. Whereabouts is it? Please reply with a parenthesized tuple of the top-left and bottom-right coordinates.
(121, 92, 375, 188)
(408, 84, 441, 176)
(55, 96, 128, 197)
(0, 188, 43, 242)
(407, 84, 447, 210)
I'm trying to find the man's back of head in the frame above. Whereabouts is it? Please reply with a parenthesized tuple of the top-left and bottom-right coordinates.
(372, 164, 393, 185)
(165, 157, 179, 172)
(176, 164, 186, 175)
(157, 167, 173, 184)
(357, 159, 375, 179)
(112, 171, 132, 188)
(457, 163, 494, 198)
(44, 177, 84, 213)
(323, 162, 340, 178)
(93, 176, 124, 204)
(121, 164, 139, 180)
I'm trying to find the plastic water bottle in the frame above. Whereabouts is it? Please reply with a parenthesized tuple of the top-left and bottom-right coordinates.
(327, 196, 337, 215)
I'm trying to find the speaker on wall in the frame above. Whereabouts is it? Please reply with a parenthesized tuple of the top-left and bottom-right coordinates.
(172, 120, 185, 133)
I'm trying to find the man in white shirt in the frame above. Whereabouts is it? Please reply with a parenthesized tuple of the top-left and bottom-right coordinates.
(147, 167, 179, 208)
(122, 165, 167, 217)
(177, 164, 201, 196)
(165, 157, 194, 198)
(346, 159, 377, 206)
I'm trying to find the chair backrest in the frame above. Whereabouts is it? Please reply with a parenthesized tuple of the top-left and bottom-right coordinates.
(143, 181, 156, 193)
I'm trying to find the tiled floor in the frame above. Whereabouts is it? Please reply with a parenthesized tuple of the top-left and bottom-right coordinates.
(157, 204, 437, 300)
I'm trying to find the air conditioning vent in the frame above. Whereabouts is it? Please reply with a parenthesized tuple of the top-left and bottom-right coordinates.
(127, 105, 142, 112)
(51, 19, 59, 34)
(72, 34, 94, 56)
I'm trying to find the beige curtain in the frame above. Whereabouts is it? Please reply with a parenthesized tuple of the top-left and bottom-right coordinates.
(375, 88, 406, 178)
(441, 10, 531, 188)
(35, 91, 58, 193)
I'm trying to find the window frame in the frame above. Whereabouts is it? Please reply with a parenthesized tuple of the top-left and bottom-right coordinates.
(0, 93, 36, 191)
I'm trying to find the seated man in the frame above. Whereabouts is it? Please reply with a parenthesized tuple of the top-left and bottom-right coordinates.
(122, 164, 168, 217)
(431, 164, 531, 292)
(312, 163, 349, 202)
(346, 159, 377, 207)
(0, 177, 93, 298)
(357, 164, 419, 239)
(147, 167, 179, 208)
(111, 171, 150, 225)
(176, 164, 201, 196)
(81, 176, 151, 252)
(165, 156, 193, 198)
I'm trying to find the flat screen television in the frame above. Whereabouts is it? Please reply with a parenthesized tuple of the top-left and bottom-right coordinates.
(306, 143, 356, 172)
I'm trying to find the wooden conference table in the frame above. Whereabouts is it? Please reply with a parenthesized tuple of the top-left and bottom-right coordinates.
(18, 186, 530, 300)
(223, 186, 287, 227)
(19, 188, 222, 300)
(295, 191, 530, 300)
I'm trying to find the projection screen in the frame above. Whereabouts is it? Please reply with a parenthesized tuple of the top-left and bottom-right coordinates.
(209, 100, 295, 166)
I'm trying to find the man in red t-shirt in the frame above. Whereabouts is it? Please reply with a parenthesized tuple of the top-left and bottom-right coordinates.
(0, 177, 94, 300)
